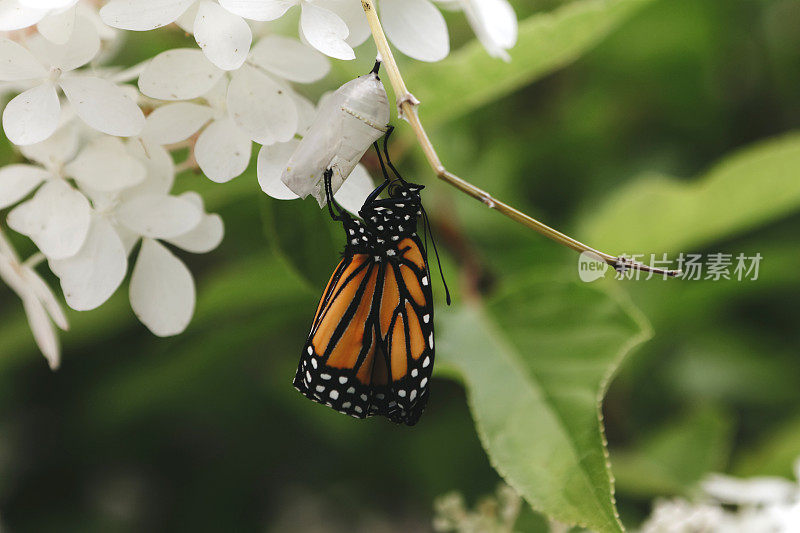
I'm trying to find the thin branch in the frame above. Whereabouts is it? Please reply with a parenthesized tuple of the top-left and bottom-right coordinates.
(359, 0, 680, 278)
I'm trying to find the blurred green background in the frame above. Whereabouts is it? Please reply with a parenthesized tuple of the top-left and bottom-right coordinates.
(1, 0, 799, 530)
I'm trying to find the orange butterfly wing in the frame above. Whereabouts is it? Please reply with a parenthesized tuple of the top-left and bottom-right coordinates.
(293, 236, 435, 425)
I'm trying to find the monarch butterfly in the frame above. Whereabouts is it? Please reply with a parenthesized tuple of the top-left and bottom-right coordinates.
(293, 133, 448, 426)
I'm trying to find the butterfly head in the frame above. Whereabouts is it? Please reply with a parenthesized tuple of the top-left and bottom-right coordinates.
(388, 180, 424, 201)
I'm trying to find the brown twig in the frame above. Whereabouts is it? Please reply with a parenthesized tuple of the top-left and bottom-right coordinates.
(360, 0, 680, 278)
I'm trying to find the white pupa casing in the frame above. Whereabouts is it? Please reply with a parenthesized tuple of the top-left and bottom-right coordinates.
(280, 71, 390, 206)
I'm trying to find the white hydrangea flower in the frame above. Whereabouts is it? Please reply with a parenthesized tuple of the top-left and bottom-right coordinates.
(1, 124, 151, 261)
(100, 0, 253, 71)
(225, 0, 450, 62)
(138, 37, 325, 182)
(436, 0, 517, 61)
(221, 0, 355, 60)
(53, 138, 224, 334)
(640, 458, 800, 533)
(123, 186, 224, 336)
(3, 126, 92, 259)
(277, 68, 389, 205)
(0, 229, 68, 370)
(0, 19, 145, 145)
(0, 0, 80, 44)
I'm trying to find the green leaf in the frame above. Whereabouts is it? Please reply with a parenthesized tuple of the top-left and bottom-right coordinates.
(436, 278, 651, 532)
(577, 132, 800, 253)
(260, 195, 342, 290)
(405, 0, 656, 126)
(611, 406, 734, 497)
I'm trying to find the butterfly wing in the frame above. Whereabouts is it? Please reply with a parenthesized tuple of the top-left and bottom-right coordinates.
(294, 253, 384, 418)
(374, 236, 435, 426)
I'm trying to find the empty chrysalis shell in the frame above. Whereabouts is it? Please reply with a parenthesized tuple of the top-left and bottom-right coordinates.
(281, 68, 390, 207)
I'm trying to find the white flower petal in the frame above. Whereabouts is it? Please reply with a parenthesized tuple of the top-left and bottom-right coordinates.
(174, 0, 198, 32)
(2, 81, 60, 145)
(166, 192, 223, 253)
(702, 474, 797, 506)
(19, 123, 78, 167)
(257, 139, 299, 200)
(59, 75, 145, 136)
(36, 6, 76, 45)
(333, 163, 374, 215)
(64, 136, 146, 191)
(138, 48, 224, 100)
(167, 212, 223, 253)
(193, 0, 251, 71)
(129, 238, 195, 337)
(474, 0, 517, 49)
(292, 92, 316, 135)
(114, 224, 139, 257)
(381, 0, 449, 62)
(76, 3, 117, 41)
(30, 13, 97, 70)
(126, 140, 176, 195)
(49, 215, 127, 311)
(218, 0, 295, 21)
(323, 0, 371, 47)
(140, 102, 213, 145)
(20, 262, 68, 330)
(7, 179, 90, 259)
(116, 193, 202, 239)
(465, 0, 516, 60)
(19, 0, 76, 8)
(100, 0, 195, 31)
(250, 35, 329, 83)
(0, 37, 47, 80)
(227, 66, 297, 145)
(0, 164, 49, 208)
(299, 2, 354, 60)
(194, 117, 251, 183)
(0, 0, 47, 31)
(21, 295, 60, 369)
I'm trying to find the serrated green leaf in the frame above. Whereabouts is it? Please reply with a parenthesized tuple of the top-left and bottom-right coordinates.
(577, 132, 800, 253)
(436, 278, 651, 532)
(405, 0, 656, 126)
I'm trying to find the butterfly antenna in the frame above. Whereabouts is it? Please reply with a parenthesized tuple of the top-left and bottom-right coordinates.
(421, 205, 451, 306)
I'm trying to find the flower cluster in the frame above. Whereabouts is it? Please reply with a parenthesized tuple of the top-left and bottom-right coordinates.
(641, 460, 800, 532)
(0, 0, 518, 367)
(433, 484, 522, 532)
